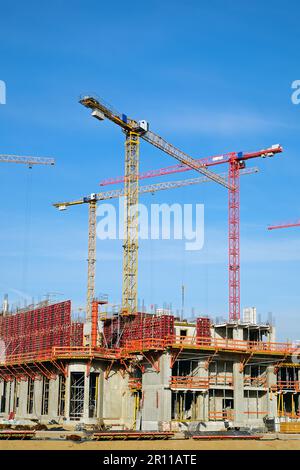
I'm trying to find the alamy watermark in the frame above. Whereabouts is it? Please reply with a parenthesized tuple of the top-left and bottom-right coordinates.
(291, 80, 300, 104)
(0, 80, 6, 104)
(96, 198, 205, 251)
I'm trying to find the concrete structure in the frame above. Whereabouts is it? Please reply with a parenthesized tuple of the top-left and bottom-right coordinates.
(1, 317, 299, 431)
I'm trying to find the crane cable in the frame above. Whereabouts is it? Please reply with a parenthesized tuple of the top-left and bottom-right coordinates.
(22, 167, 33, 298)
(149, 193, 154, 313)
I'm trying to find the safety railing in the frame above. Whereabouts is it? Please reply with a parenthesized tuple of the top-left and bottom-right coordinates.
(244, 375, 267, 387)
(123, 335, 297, 355)
(0, 336, 297, 369)
(208, 410, 234, 421)
(170, 376, 209, 389)
(272, 380, 300, 392)
(1, 348, 54, 365)
(243, 411, 267, 416)
(209, 374, 233, 386)
(123, 337, 166, 353)
(0, 345, 122, 366)
(278, 411, 300, 419)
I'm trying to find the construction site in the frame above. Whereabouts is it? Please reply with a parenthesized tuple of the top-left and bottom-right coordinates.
(0, 94, 299, 445)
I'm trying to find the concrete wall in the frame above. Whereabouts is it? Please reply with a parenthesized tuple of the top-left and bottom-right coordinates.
(141, 352, 172, 430)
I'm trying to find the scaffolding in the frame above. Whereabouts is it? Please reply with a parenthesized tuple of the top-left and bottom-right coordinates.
(69, 372, 85, 420)
(57, 374, 66, 416)
(0, 300, 300, 427)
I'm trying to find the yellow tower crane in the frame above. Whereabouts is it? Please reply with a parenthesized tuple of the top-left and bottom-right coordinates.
(79, 95, 233, 316)
(53, 168, 256, 321)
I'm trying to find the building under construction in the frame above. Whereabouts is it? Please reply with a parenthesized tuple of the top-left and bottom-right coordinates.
(0, 299, 299, 431)
(0, 96, 297, 434)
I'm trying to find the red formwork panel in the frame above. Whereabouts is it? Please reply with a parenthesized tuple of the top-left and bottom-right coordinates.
(0, 300, 83, 359)
(103, 313, 175, 348)
(196, 317, 211, 339)
(71, 323, 84, 346)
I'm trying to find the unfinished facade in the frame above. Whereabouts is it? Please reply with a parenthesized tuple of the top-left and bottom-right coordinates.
(0, 300, 299, 431)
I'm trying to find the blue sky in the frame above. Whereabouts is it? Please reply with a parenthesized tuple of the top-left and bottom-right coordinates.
(0, 0, 299, 339)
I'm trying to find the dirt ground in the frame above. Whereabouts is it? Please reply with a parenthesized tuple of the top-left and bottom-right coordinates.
(1, 439, 300, 450)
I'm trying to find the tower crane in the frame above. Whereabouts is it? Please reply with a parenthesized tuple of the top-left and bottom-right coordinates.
(0, 154, 55, 166)
(53, 167, 258, 321)
(79, 95, 232, 317)
(0, 153, 55, 298)
(99, 144, 283, 321)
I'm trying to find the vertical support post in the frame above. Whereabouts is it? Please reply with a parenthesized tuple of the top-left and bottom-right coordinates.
(91, 300, 99, 348)
(87, 200, 97, 321)
(122, 132, 140, 315)
(233, 361, 244, 425)
(181, 284, 185, 321)
(266, 365, 277, 418)
(228, 158, 241, 321)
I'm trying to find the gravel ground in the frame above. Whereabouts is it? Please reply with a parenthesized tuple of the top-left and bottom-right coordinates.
(1, 439, 300, 450)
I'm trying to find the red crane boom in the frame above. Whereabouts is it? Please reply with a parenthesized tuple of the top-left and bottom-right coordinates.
(100, 145, 283, 322)
(99, 147, 282, 187)
(268, 221, 300, 230)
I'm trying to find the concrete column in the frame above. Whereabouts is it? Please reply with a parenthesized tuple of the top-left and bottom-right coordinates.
(269, 326, 276, 343)
(121, 376, 135, 427)
(48, 377, 59, 419)
(233, 361, 244, 425)
(0, 380, 3, 413)
(198, 360, 209, 421)
(83, 372, 89, 419)
(7, 380, 15, 414)
(232, 326, 243, 341)
(97, 371, 104, 421)
(0, 381, 3, 416)
(64, 373, 71, 419)
(197, 391, 208, 421)
(17, 380, 28, 417)
(5, 381, 12, 415)
(141, 352, 172, 430)
(34, 379, 43, 419)
(266, 365, 277, 418)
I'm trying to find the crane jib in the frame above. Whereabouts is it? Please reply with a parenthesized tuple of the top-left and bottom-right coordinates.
(142, 131, 233, 190)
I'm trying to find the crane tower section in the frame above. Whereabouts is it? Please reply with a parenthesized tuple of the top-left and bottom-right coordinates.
(122, 132, 140, 315)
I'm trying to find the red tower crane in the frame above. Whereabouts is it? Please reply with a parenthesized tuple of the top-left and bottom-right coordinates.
(100, 145, 283, 321)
